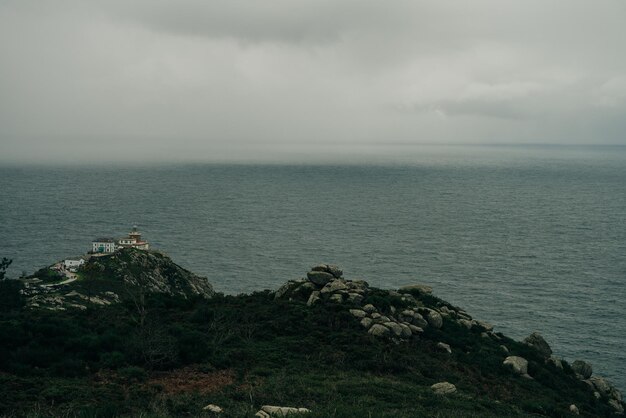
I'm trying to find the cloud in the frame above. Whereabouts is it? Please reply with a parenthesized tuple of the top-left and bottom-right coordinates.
(0, 0, 625, 163)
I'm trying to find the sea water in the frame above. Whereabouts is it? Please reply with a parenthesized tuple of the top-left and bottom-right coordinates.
(1, 145, 625, 389)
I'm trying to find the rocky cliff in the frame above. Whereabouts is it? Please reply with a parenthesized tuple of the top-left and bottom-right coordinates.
(21, 248, 214, 310)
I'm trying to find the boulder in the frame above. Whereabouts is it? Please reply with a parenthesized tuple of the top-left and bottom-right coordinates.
(458, 319, 473, 329)
(360, 317, 373, 329)
(436, 342, 452, 354)
(256, 405, 311, 417)
(474, 320, 494, 332)
(203, 404, 223, 413)
(547, 357, 563, 370)
(524, 332, 552, 358)
(306, 271, 334, 286)
(571, 360, 592, 379)
(399, 284, 433, 295)
(503, 356, 531, 378)
(311, 264, 343, 278)
(399, 323, 412, 338)
(306, 291, 320, 306)
(384, 322, 403, 337)
(347, 293, 363, 304)
(431, 382, 456, 395)
(569, 404, 579, 415)
(588, 376, 622, 403)
(329, 294, 344, 303)
(426, 310, 443, 329)
(412, 314, 429, 329)
(408, 324, 424, 335)
(349, 309, 367, 319)
(321, 280, 348, 294)
(368, 324, 391, 337)
(363, 304, 377, 314)
(500, 345, 509, 354)
(608, 399, 624, 414)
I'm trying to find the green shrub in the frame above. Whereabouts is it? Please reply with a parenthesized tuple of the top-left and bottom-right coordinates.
(118, 366, 147, 383)
(100, 351, 126, 369)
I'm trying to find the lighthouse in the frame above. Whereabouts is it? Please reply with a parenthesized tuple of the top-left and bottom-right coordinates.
(118, 225, 150, 250)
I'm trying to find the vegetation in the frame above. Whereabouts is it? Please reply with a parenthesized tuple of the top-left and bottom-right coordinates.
(0, 286, 615, 417)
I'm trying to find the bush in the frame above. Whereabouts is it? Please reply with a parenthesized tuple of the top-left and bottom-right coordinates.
(118, 366, 147, 383)
(100, 351, 126, 369)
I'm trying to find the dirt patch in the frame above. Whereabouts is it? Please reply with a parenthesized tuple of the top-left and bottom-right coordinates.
(147, 367, 235, 395)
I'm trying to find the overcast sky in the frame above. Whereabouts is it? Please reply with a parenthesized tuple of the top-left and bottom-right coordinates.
(1, 1, 625, 163)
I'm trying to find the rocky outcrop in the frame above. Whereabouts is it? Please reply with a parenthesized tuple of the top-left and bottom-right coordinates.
(524, 332, 552, 358)
(85, 249, 215, 299)
(23, 249, 215, 310)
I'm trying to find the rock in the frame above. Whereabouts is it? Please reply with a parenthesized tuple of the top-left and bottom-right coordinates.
(547, 357, 563, 370)
(458, 319, 473, 329)
(503, 356, 530, 378)
(608, 399, 624, 414)
(378, 316, 390, 323)
(431, 382, 456, 395)
(321, 280, 348, 294)
(588, 376, 622, 403)
(203, 404, 223, 413)
(329, 294, 344, 303)
(571, 360, 593, 379)
(306, 271, 334, 286)
(363, 304, 377, 314)
(523, 332, 552, 358)
(371, 312, 381, 319)
(349, 309, 367, 319)
(500, 345, 509, 354)
(412, 314, 428, 329)
(306, 291, 320, 306)
(257, 405, 311, 417)
(368, 324, 391, 337)
(588, 376, 611, 395)
(437, 342, 452, 354)
(274, 280, 308, 300)
(347, 293, 363, 304)
(399, 284, 433, 295)
(408, 325, 424, 334)
(326, 265, 343, 278)
(399, 323, 412, 338)
(360, 317, 373, 329)
(425, 310, 443, 329)
(311, 264, 342, 278)
(569, 404, 579, 415)
(384, 322, 403, 337)
(474, 320, 494, 332)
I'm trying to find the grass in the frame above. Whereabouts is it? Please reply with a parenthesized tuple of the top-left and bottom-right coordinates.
(0, 290, 616, 417)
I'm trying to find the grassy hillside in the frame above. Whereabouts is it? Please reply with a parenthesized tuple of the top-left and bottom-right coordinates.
(0, 281, 621, 417)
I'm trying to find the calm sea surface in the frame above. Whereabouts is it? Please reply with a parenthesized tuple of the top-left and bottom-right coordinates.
(1, 145, 625, 389)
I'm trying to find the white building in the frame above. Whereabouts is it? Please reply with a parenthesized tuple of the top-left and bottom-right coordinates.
(63, 258, 85, 272)
(92, 238, 116, 253)
(118, 226, 150, 250)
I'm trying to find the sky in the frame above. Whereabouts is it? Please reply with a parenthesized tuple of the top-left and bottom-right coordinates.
(1, 0, 625, 163)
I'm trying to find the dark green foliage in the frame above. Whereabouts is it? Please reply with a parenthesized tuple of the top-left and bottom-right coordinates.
(0, 257, 11, 280)
(362, 289, 410, 313)
(30, 266, 64, 283)
(0, 289, 619, 417)
(0, 279, 24, 311)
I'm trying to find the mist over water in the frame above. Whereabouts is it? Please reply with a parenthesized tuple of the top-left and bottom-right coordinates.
(1, 145, 625, 389)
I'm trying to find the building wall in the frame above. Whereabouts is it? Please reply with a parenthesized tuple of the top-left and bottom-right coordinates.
(92, 242, 116, 253)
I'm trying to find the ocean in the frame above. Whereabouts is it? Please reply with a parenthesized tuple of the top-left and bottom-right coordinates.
(1, 145, 625, 389)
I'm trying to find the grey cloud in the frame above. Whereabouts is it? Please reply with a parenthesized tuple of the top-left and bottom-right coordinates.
(0, 1, 625, 164)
